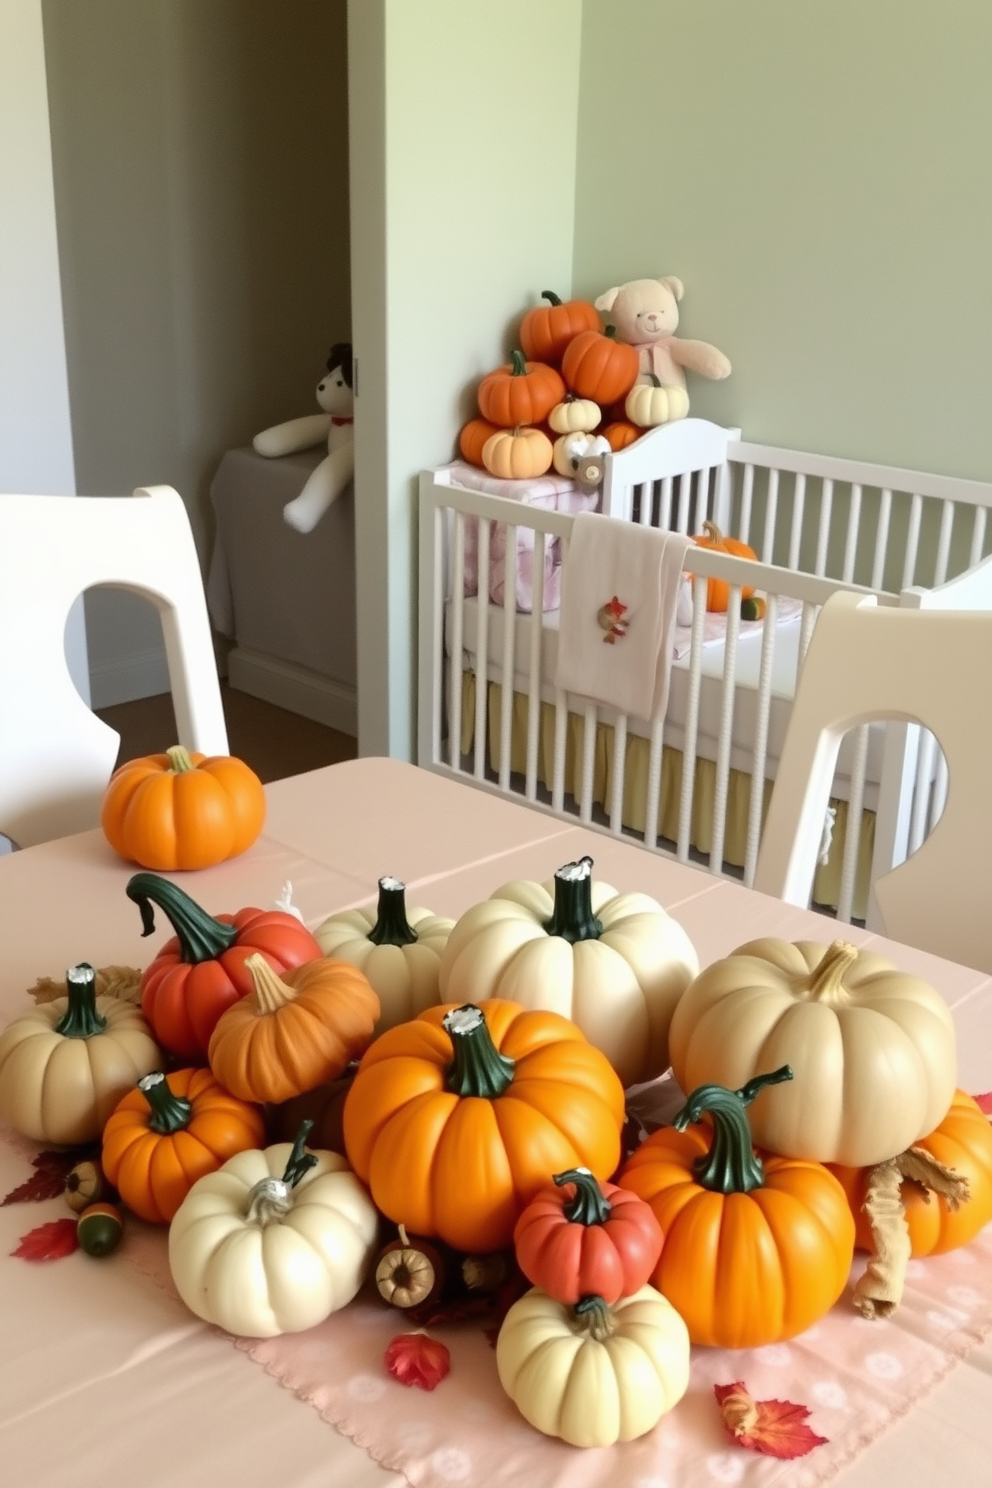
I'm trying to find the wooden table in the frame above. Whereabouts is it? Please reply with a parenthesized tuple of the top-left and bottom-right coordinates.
(1, 758, 990, 1486)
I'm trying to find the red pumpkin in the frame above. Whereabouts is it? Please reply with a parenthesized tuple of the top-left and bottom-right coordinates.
(477, 351, 565, 428)
(513, 1166, 664, 1305)
(127, 872, 322, 1063)
(519, 291, 601, 367)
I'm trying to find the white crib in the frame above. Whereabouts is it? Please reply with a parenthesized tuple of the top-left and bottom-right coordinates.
(418, 420, 992, 928)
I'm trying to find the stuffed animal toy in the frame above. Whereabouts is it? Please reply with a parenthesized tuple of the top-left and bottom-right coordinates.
(594, 278, 730, 422)
(252, 342, 355, 533)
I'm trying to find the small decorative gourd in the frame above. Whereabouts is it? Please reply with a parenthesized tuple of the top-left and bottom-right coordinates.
(168, 1122, 379, 1337)
(547, 395, 602, 434)
(624, 373, 689, 429)
(482, 425, 553, 480)
(438, 857, 699, 1088)
(496, 1286, 690, 1447)
(668, 938, 958, 1167)
(313, 877, 454, 1033)
(342, 999, 625, 1254)
(207, 953, 380, 1105)
(617, 1068, 855, 1348)
(688, 520, 757, 612)
(0, 962, 161, 1145)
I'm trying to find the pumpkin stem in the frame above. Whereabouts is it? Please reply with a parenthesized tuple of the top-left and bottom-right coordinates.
(541, 290, 563, 307)
(604, 325, 619, 339)
(701, 519, 724, 543)
(542, 857, 603, 943)
(805, 941, 859, 1002)
(125, 872, 239, 963)
(367, 877, 419, 947)
(555, 1167, 611, 1226)
(673, 1066, 794, 1194)
(139, 1071, 193, 1134)
(53, 963, 108, 1039)
(442, 1004, 515, 1099)
(165, 745, 195, 772)
(245, 953, 297, 1015)
(509, 349, 527, 376)
(244, 1122, 317, 1227)
(573, 1294, 616, 1341)
(281, 1119, 319, 1187)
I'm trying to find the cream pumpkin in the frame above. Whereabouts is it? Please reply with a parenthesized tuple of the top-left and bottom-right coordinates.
(168, 1129, 379, 1337)
(624, 374, 689, 428)
(668, 938, 957, 1167)
(496, 1285, 690, 1447)
(438, 857, 699, 1088)
(313, 877, 454, 1033)
(547, 396, 602, 434)
(0, 962, 162, 1144)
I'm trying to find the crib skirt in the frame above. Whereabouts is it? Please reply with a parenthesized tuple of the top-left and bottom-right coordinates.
(458, 675, 874, 919)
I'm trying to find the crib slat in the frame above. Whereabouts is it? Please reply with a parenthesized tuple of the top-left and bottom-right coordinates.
(709, 585, 742, 873)
(902, 494, 923, 588)
(933, 499, 954, 587)
(643, 714, 665, 851)
(697, 466, 711, 533)
(738, 463, 754, 544)
(473, 520, 491, 779)
(760, 468, 779, 565)
(871, 488, 892, 592)
(836, 724, 870, 925)
(815, 479, 833, 576)
(659, 476, 673, 531)
(930, 748, 949, 835)
(743, 591, 779, 886)
(675, 473, 692, 534)
(787, 473, 806, 572)
(609, 714, 628, 834)
(676, 577, 708, 862)
(971, 505, 988, 568)
(842, 484, 862, 583)
(497, 522, 519, 791)
(523, 531, 547, 800)
(579, 704, 597, 824)
(908, 728, 938, 854)
(449, 511, 466, 771)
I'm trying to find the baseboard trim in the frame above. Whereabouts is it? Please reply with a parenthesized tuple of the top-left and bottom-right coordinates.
(227, 648, 358, 735)
(88, 646, 170, 709)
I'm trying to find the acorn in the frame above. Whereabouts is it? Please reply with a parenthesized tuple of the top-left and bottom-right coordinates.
(374, 1224, 447, 1310)
(64, 1158, 112, 1214)
(77, 1202, 124, 1258)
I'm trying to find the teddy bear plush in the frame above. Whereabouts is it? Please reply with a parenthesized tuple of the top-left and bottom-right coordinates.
(594, 278, 730, 420)
(252, 342, 354, 533)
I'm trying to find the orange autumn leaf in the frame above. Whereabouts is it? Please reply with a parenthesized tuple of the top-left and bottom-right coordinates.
(714, 1381, 827, 1459)
(11, 1218, 79, 1261)
(384, 1332, 451, 1391)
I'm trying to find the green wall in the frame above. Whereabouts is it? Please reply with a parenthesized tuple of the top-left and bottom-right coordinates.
(574, 0, 992, 479)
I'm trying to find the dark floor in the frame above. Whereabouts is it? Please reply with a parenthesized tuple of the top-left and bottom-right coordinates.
(95, 682, 358, 784)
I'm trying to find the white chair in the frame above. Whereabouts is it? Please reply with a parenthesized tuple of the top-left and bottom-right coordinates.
(754, 590, 992, 973)
(0, 486, 229, 848)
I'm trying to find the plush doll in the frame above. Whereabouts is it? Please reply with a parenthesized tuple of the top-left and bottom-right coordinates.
(594, 279, 730, 422)
(252, 342, 355, 533)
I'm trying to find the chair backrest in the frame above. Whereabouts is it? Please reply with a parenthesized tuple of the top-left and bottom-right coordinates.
(753, 590, 992, 973)
(0, 485, 228, 847)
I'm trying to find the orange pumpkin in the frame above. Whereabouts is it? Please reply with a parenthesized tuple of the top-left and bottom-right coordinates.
(458, 416, 501, 467)
(477, 351, 565, 428)
(207, 953, 380, 1105)
(101, 1067, 265, 1224)
(690, 519, 757, 612)
(342, 1000, 625, 1255)
(617, 1069, 855, 1348)
(101, 745, 266, 871)
(602, 420, 643, 452)
(482, 425, 553, 480)
(519, 291, 600, 367)
(560, 326, 639, 406)
(829, 1090, 992, 1257)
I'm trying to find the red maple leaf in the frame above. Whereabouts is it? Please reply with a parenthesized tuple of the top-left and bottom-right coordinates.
(973, 1092, 992, 1117)
(714, 1381, 827, 1459)
(1, 1149, 84, 1206)
(11, 1218, 79, 1261)
(384, 1332, 451, 1391)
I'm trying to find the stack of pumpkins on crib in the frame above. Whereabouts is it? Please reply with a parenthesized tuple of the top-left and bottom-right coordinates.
(458, 276, 732, 483)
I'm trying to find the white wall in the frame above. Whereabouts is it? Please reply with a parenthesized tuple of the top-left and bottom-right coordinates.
(0, 0, 88, 700)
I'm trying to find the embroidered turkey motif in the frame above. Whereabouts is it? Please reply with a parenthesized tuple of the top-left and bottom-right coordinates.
(597, 595, 629, 644)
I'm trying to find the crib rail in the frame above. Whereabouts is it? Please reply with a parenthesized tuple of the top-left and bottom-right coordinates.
(418, 476, 880, 912)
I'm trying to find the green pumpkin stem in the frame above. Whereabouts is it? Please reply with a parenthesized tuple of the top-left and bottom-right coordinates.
(165, 744, 195, 773)
(541, 290, 563, 307)
(53, 963, 108, 1039)
(281, 1119, 318, 1188)
(542, 857, 603, 943)
(139, 1072, 193, 1134)
(573, 1293, 616, 1341)
(366, 877, 419, 947)
(509, 349, 527, 376)
(443, 1005, 515, 1099)
(125, 872, 238, 963)
(673, 1066, 794, 1194)
(555, 1167, 611, 1226)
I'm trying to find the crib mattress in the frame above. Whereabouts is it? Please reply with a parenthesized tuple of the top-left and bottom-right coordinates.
(446, 597, 886, 802)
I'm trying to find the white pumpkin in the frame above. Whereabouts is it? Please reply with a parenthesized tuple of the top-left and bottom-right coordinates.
(0, 962, 161, 1144)
(496, 1285, 690, 1447)
(625, 375, 689, 429)
(438, 857, 699, 1088)
(547, 397, 602, 435)
(313, 877, 454, 1033)
(168, 1137, 379, 1337)
(668, 938, 958, 1167)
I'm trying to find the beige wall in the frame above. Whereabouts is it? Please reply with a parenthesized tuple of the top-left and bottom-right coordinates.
(350, 0, 582, 757)
(573, 0, 992, 479)
(43, 0, 351, 704)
